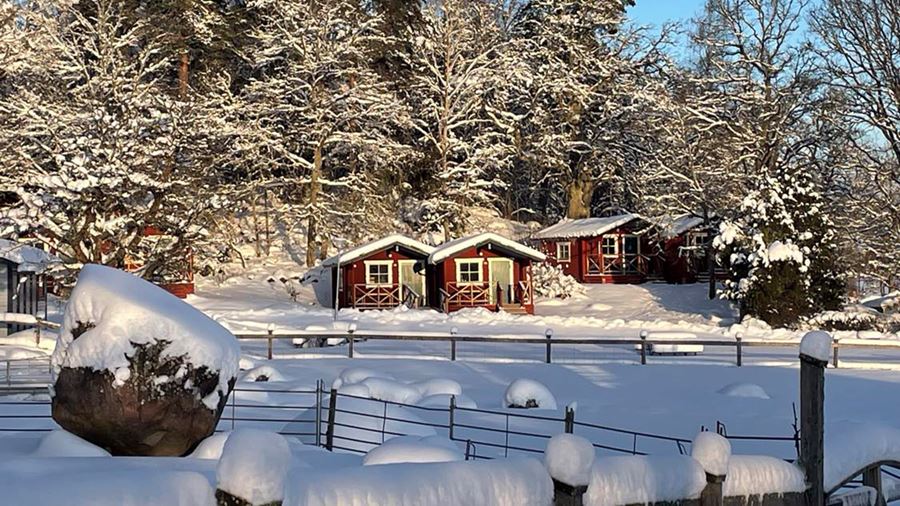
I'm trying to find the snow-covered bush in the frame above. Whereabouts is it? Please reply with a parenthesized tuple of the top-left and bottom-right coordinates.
(504, 379, 557, 410)
(716, 383, 770, 400)
(532, 263, 586, 299)
(713, 167, 844, 327)
(216, 429, 291, 506)
(241, 365, 287, 383)
(805, 309, 878, 332)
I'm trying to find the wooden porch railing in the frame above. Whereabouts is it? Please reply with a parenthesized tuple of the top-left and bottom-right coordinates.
(444, 283, 491, 309)
(587, 254, 650, 276)
(352, 284, 401, 309)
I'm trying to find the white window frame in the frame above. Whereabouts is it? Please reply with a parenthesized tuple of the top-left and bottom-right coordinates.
(600, 236, 618, 257)
(455, 259, 483, 285)
(364, 260, 393, 287)
(556, 242, 571, 262)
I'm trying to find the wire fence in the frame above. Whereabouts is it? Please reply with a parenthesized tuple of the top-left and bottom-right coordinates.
(0, 382, 800, 462)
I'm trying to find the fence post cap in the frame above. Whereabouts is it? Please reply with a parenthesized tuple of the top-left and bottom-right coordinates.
(266, 323, 275, 333)
(800, 331, 832, 363)
(735, 332, 743, 340)
(691, 431, 731, 478)
(545, 328, 553, 338)
(450, 326, 458, 335)
(347, 322, 358, 333)
(640, 330, 648, 339)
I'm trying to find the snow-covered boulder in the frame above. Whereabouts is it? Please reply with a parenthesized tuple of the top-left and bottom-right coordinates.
(241, 365, 286, 383)
(544, 433, 595, 487)
(50, 265, 240, 456)
(216, 429, 291, 506)
(363, 436, 463, 466)
(504, 378, 558, 410)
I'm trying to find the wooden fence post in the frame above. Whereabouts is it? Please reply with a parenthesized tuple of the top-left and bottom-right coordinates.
(267, 325, 274, 360)
(799, 331, 829, 506)
(735, 333, 743, 367)
(325, 387, 338, 451)
(640, 330, 648, 365)
(450, 327, 458, 361)
(700, 473, 725, 506)
(449, 395, 456, 441)
(545, 328, 553, 364)
(564, 406, 575, 434)
(692, 432, 729, 506)
(862, 465, 886, 506)
(832, 337, 840, 369)
(347, 323, 356, 358)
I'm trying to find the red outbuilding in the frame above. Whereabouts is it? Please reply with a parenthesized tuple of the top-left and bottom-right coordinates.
(322, 235, 434, 310)
(534, 214, 657, 284)
(655, 214, 720, 284)
(426, 233, 545, 314)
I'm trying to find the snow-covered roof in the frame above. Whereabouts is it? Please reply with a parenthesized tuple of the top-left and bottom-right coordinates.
(321, 235, 435, 267)
(429, 233, 546, 264)
(0, 239, 58, 273)
(532, 214, 639, 240)
(652, 214, 708, 238)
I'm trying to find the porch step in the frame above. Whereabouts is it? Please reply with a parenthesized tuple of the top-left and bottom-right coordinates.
(500, 305, 529, 315)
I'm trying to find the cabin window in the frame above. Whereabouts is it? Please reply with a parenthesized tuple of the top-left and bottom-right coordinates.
(623, 235, 640, 255)
(556, 242, 571, 262)
(456, 260, 482, 284)
(601, 236, 618, 256)
(365, 261, 392, 286)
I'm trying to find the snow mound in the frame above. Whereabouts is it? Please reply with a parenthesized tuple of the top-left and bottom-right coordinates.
(189, 433, 230, 460)
(363, 436, 463, 466)
(717, 382, 770, 400)
(544, 433, 595, 486)
(239, 357, 255, 370)
(51, 265, 240, 409)
(585, 455, 706, 506)
(825, 421, 900, 490)
(241, 365, 286, 383)
(337, 382, 371, 397)
(691, 432, 731, 476)
(1, 469, 215, 506)
(413, 378, 462, 398)
(217, 429, 291, 505)
(800, 330, 832, 363)
(724, 456, 805, 497)
(505, 378, 558, 410)
(32, 430, 110, 458)
(418, 393, 478, 409)
(360, 377, 423, 404)
(333, 367, 394, 389)
(284, 458, 552, 506)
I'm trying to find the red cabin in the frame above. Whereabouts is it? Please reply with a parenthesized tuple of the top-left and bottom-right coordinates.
(535, 215, 657, 284)
(655, 214, 720, 284)
(426, 233, 545, 315)
(322, 235, 434, 310)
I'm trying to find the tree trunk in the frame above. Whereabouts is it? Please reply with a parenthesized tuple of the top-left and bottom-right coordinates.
(306, 144, 323, 267)
(178, 51, 189, 98)
(566, 173, 593, 219)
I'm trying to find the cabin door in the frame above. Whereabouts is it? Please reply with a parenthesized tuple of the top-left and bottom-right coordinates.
(0, 262, 7, 337)
(398, 260, 426, 304)
(488, 258, 514, 304)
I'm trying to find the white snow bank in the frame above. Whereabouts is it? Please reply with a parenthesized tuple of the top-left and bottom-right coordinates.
(52, 265, 240, 410)
(217, 429, 291, 505)
(505, 378, 558, 410)
(544, 433, 595, 486)
(363, 436, 463, 466)
(585, 455, 706, 506)
(691, 432, 731, 477)
(717, 382, 770, 400)
(284, 457, 552, 506)
(418, 393, 478, 409)
(241, 365, 286, 383)
(800, 330, 832, 362)
(189, 433, 230, 460)
(414, 378, 462, 398)
(723, 456, 805, 497)
(0, 469, 215, 506)
(32, 430, 110, 458)
(825, 421, 900, 490)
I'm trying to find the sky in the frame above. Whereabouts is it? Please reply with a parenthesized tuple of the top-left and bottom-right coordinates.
(626, 0, 707, 28)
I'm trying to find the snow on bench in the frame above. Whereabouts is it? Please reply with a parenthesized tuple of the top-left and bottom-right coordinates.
(646, 332, 704, 355)
(1, 312, 38, 325)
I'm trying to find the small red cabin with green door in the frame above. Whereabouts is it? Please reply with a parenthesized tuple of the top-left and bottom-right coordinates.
(535, 214, 657, 284)
(322, 235, 434, 310)
(427, 233, 545, 314)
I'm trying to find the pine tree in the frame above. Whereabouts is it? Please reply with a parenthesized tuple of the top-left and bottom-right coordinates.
(713, 167, 844, 327)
